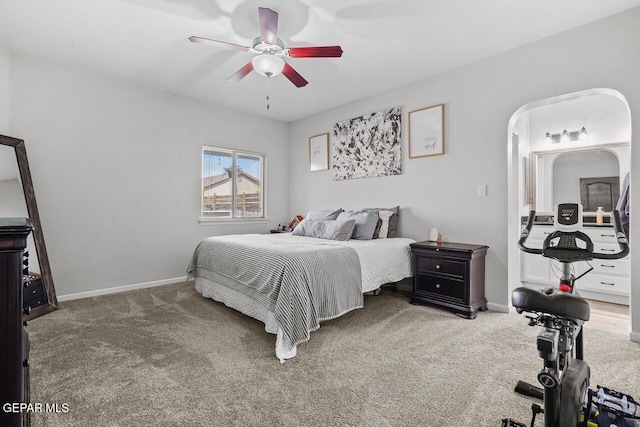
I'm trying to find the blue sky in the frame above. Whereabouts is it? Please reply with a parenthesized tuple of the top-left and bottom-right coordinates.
(202, 151, 261, 179)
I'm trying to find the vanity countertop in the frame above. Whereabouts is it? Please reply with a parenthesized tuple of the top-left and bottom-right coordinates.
(521, 214, 613, 227)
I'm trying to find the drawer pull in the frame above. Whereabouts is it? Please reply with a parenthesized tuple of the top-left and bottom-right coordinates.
(600, 282, 616, 286)
(600, 264, 616, 268)
(600, 234, 615, 237)
(435, 264, 442, 270)
(601, 248, 616, 252)
(435, 283, 442, 289)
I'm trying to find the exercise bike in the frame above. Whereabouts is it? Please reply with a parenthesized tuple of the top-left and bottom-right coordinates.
(508, 203, 629, 427)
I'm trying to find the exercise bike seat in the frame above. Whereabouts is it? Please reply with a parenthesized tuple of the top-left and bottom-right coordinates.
(511, 287, 590, 323)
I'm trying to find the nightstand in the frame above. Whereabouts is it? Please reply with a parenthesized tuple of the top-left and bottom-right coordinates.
(270, 229, 292, 233)
(410, 241, 489, 319)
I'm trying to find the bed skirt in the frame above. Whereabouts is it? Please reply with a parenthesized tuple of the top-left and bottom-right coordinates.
(195, 276, 297, 362)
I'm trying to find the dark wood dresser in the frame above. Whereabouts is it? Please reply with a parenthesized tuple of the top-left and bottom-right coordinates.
(410, 241, 489, 319)
(1, 218, 33, 427)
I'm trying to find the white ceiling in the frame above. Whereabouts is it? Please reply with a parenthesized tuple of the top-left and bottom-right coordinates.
(529, 95, 631, 141)
(1, 0, 640, 122)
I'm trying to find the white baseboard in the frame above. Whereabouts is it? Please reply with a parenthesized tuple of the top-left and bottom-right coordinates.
(57, 276, 188, 302)
(631, 331, 640, 343)
(487, 302, 510, 313)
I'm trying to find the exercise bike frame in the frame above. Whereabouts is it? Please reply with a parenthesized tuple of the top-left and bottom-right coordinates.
(514, 209, 629, 427)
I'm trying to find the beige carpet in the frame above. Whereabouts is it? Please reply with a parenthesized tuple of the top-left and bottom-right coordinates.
(27, 282, 640, 426)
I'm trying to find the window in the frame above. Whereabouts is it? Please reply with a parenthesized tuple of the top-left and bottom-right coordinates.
(202, 146, 265, 219)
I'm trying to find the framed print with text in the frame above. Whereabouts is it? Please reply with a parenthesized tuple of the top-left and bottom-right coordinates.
(409, 104, 444, 158)
(309, 133, 329, 171)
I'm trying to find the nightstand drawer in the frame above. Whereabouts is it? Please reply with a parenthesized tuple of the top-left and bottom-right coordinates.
(415, 257, 464, 278)
(410, 241, 488, 319)
(415, 274, 465, 300)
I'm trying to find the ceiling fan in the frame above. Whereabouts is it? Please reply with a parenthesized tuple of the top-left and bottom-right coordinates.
(189, 7, 343, 88)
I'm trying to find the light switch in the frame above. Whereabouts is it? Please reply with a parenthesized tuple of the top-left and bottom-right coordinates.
(477, 184, 487, 197)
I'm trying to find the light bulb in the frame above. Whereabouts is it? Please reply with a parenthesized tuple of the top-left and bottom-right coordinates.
(579, 127, 588, 140)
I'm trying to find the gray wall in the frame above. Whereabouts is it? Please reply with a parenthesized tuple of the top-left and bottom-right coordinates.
(0, 178, 27, 216)
(0, 47, 8, 131)
(1, 50, 290, 297)
(287, 8, 640, 338)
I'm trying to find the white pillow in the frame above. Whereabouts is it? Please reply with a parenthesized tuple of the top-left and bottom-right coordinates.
(361, 206, 400, 238)
(377, 210, 394, 239)
(291, 218, 356, 241)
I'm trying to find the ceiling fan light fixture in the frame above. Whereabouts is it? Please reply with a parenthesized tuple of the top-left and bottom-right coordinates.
(252, 55, 285, 77)
(190, 7, 339, 89)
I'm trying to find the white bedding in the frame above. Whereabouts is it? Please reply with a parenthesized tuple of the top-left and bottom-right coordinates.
(194, 234, 415, 361)
(332, 236, 415, 292)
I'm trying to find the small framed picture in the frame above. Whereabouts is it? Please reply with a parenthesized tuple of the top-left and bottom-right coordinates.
(309, 133, 329, 171)
(409, 104, 444, 158)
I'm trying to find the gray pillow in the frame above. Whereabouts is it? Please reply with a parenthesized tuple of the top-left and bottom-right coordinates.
(305, 208, 343, 221)
(291, 218, 355, 241)
(337, 210, 379, 240)
(361, 206, 400, 238)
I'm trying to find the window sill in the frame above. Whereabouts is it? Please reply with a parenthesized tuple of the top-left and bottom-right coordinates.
(199, 218, 270, 226)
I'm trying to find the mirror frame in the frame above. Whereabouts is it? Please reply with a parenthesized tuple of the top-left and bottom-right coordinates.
(528, 141, 630, 214)
(0, 134, 58, 319)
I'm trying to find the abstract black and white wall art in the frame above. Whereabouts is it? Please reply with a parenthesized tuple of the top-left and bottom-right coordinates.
(332, 107, 402, 180)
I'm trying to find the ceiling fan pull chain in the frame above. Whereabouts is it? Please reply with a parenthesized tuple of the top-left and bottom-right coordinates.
(266, 76, 270, 110)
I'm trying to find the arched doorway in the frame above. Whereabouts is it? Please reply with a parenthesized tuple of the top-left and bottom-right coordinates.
(507, 88, 632, 335)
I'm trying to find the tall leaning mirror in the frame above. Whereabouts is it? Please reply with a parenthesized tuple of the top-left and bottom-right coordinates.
(0, 134, 58, 319)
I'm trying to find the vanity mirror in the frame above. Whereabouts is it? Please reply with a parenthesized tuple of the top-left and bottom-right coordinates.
(527, 142, 629, 216)
(0, 134, 58, 319)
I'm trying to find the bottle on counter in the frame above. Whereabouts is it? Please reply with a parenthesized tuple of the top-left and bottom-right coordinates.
(596, 207, 604, 225)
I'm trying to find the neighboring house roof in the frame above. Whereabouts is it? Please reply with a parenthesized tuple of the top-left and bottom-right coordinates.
(202, 173, 230, 189)
(203, 170, 259, 190)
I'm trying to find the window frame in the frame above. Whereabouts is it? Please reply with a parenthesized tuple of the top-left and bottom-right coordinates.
(200, 146, 268, 224)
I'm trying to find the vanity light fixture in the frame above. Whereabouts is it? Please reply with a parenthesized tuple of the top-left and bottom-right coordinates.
(579, 127, 588, 140)
(544, 127, 588, 144)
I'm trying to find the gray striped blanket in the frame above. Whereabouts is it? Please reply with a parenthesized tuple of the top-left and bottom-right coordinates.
(186, 234, 363, 350)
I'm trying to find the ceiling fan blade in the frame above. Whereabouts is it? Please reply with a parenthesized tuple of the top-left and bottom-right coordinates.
(258, 7, 278, 45)
(228, 62, 254, 82)
(287, 46, 343, 58)
(282, 63, 308, 88)
(188, 36, 250, 52)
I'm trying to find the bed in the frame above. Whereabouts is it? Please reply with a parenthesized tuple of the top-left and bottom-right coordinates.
(187, 225, 414, 362)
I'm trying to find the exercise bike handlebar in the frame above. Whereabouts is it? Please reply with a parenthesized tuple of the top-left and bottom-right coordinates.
(518, 210, 542, 255)
(598, 209, 630, 259)
(518, 209, 629, 259)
